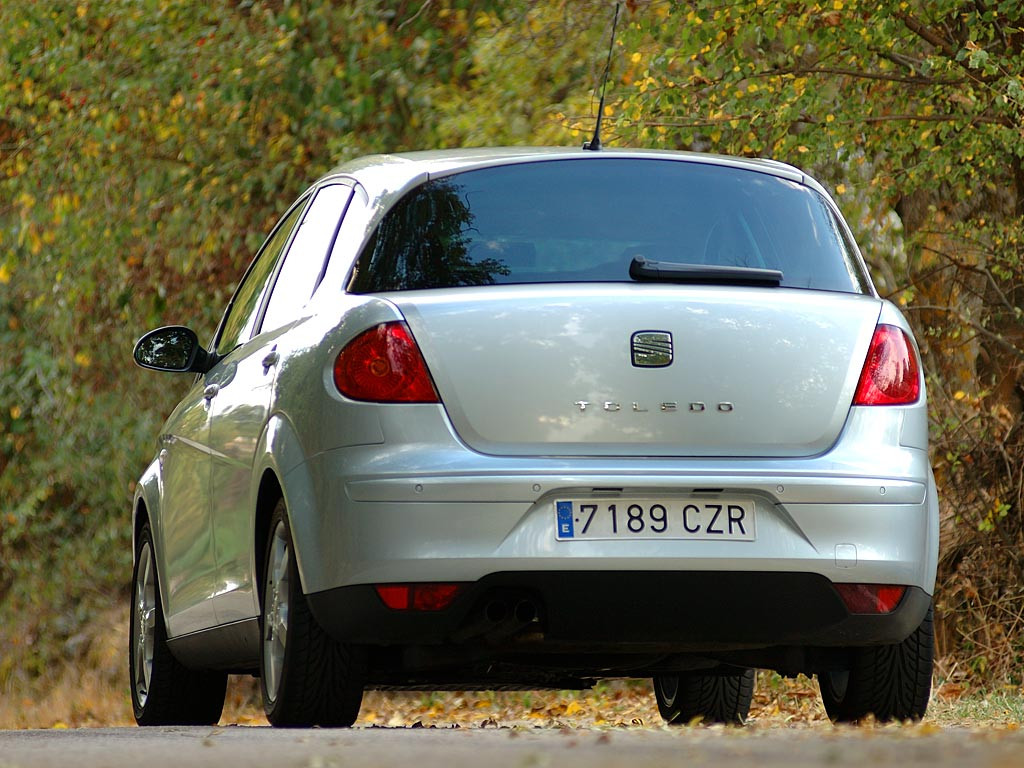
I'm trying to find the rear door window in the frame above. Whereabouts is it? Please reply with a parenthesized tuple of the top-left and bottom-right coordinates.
(261, 183, 353, 333)
(216, 197, 307, 356)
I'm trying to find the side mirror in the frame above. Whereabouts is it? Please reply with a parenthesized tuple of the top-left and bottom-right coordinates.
(133, 326, 210, 373)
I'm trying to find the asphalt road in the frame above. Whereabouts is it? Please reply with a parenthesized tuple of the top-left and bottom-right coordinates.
(3, 725, 1024, 768)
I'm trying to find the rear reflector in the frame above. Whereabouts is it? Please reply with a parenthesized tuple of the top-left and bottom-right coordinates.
(852, 324, 920, 406)
(374, 583, 463, 611)
(835, 583, 906, 614)
(375, 585, 412, 611)
(334, 322, 439, 403)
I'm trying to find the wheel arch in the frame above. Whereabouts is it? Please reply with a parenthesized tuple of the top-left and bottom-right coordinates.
(132, 458, 161, 551)
(132, 459, 168, 613)
(133, 495, 150, 549)
(254, 469, 284, 603)
(254, 413, 318, 596)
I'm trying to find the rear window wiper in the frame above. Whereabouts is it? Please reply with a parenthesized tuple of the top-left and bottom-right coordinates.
(629, 256, 783, 287)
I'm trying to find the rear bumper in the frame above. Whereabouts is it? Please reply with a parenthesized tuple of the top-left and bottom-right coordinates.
(308, 570, 932, 651)
(285, 404, 938, 674)
(285, 402, 938, 599)
(291, 460, 938, 597)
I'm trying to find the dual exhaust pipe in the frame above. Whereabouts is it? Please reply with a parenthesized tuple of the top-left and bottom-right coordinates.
(452, 596, 540, 644)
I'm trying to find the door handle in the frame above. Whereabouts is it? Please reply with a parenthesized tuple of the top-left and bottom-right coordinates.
(262, 349, 280, 371)
(203, 384, 220, 400)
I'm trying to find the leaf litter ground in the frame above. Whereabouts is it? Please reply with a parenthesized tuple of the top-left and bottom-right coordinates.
(1, 610, 1021, 731)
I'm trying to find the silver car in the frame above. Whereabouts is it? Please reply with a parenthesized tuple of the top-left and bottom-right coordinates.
(130, 148, 938, 727)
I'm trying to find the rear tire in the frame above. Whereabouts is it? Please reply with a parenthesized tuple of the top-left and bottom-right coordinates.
(259, 499, 365, 727)
(819, 602, 934, 722)
(654, 668, 755, 724)
(129, 522, 227, 726)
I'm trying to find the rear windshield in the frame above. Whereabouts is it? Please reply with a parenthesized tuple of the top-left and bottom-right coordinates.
(348, 158, 870, 294)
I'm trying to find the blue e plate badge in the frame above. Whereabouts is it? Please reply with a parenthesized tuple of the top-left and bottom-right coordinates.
(556, 501, 575, 539)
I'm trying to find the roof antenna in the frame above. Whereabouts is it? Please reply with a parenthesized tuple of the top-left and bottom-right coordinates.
(583, 2, 620, 152)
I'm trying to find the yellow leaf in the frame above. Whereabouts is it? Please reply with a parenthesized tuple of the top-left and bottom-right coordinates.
(0, 264, 10, 283)
(835, 183, 846, 195)
(28, 229, 42, 256)
(74, 352, 92, 368)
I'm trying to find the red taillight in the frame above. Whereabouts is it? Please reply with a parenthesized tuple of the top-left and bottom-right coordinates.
(835, 583, 906, 614)
(852, 324, 920, 406)
(334, 322, 439, 403)
(374, 583, 463, 611)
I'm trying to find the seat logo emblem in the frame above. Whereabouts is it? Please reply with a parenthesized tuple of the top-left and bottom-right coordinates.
(631, 331, 673, 368)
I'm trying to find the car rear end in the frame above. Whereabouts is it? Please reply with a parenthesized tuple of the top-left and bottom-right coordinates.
(288, 151, 936, 690)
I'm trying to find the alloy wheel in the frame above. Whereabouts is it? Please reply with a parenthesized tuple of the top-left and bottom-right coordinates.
(262, 520, 291, 704)
(132, 541, 157, 708)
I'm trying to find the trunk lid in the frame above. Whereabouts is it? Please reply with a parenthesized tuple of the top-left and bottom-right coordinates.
(394, 284, 881, 458)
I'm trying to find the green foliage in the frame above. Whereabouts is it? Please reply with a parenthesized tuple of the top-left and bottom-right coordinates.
(3, 0, 1024, 686)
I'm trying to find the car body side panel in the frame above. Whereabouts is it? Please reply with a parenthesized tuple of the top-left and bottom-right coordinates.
(194, 405, 346, 635)
(249, 298, 398, 595)
(152, 379, 219, 637)
(206, 327, 283, 625)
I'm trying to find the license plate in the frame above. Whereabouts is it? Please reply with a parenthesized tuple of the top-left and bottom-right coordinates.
(554, 499, 756, 541)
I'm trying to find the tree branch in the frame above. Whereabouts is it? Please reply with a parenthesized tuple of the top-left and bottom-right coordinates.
(904, 304, 1024, 360)
(897, 11, 957, 58)
(917, 240, 1023, 322)
(856, 112, 1011, 127)
(616, 111, 1011, 129)
(773, 64, 963, 87)
(398, 0, 432, 31)
(896, 10, 1001, 87)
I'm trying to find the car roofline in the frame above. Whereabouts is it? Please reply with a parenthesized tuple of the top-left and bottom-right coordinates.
(319, 147, 815, 196)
